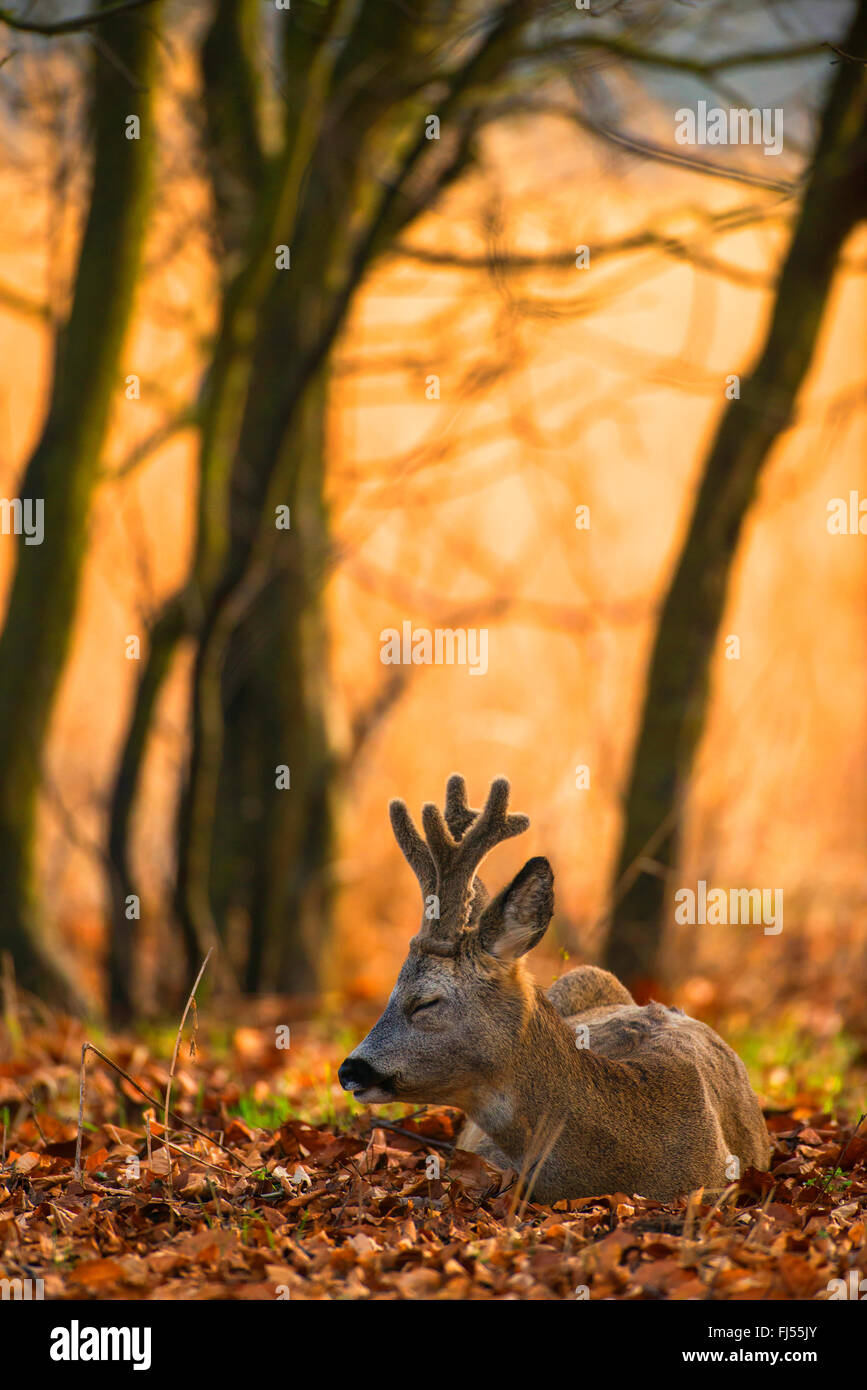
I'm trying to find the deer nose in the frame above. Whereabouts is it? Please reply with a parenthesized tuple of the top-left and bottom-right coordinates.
(338, 1055, 384, 1092)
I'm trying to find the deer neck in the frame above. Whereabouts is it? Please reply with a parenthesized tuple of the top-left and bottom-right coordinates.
(467, 981, 612, 1172)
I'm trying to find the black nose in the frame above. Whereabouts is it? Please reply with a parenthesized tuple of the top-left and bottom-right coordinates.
(338, 1056, 386, 1091)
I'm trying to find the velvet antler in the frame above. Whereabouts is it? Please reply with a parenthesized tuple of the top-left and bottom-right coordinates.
(390, 776, 529, 952)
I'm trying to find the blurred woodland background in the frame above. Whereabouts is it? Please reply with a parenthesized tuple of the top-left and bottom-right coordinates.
(0, 0, 864, 1047)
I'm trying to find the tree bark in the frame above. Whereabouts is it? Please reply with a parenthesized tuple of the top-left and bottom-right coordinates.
(0, 0, 162, 1010)
(107, 0, 267, 1017)
(108, 592, 187, 1017)
(175, 0, 531, 995)
(105, 0, 553, 1004)
(212, 371, 334, 993)
(604, 3, 867, 991)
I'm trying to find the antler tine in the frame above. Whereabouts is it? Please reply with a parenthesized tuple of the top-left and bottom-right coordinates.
(444, 773, 477, 840)
(393, 778, 529, 949)
(389, 799, 436, 899)
(457, 777, 529, 873)
(411, 777, 529, 947)
(421, 800, 456, 862)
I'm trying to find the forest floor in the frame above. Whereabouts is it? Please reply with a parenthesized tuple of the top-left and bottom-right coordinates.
(1, 991, 866, 1301)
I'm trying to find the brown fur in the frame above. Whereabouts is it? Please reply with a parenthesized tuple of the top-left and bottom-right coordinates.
(339, 778, 770, 1203)
(458, 963, 770, 1201)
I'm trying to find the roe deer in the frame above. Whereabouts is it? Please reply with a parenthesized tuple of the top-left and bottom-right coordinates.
(339, 776, 770, 1203)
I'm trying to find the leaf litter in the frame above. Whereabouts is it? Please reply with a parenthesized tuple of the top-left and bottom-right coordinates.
(1, 1001, 865, 1301)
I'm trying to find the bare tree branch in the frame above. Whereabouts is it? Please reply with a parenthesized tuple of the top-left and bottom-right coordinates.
(0, 278, 52, 320)
(394, 199, 788, 286)
(557, 106, 797, 196)
(0, 0, 157, 36)
(101, 406, 198, 482)
(523, 34, 831, 78)
(347, 555, 650, 634)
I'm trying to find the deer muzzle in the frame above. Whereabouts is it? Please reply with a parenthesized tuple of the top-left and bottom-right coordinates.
(338, 1054, 396, 1103)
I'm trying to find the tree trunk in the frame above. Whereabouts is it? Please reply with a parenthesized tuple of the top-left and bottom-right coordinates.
(212, 371, 334, 993)
(107, 0, 536, 1006)
(604, 4, 867, 991)
(175, 1, 528, 997)
(108, 0, 267, 1017)
(108, 593, 187, 1017)
(0, 0, 161, 1011)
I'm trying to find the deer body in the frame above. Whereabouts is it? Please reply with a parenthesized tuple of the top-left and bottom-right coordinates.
(339, 777, 770, 1203)
(458, 967, 769, 1201)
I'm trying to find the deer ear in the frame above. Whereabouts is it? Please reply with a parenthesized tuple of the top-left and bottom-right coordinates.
(479, 857, 554, 960)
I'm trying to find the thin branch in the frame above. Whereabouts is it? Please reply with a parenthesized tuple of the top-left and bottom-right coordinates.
(90, 27, 147, 91)
(74, 1039, 257, 1181)
(157, 1134, 248, 1184)
(343, 666, 411, 776)
(563, 107, 797, 196)
(0, 0, 157, 36)
(101, 406, 197, 482)
(41, 766, 110, 869)
(834, 1113, 867, 1176)
(347, 554, 650, 634)
(394, 201, 788, 285)
(579, 807, 681, 951)
(824, 41, 867, 67)
(164, 948, 213, 1194)
(524, 34, 830, 78)
(366, 1118, 455, 1152)
(0, 278, 52, 321)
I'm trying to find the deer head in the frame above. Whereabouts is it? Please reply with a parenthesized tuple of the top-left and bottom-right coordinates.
(338, 775, 554, 1107)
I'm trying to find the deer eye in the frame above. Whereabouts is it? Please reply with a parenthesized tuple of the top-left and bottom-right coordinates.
(410, 998, 442, 1019)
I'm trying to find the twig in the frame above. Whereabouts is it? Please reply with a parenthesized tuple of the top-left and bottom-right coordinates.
(366, 1119, 455, 1151)
(101, 406, 197, 482)
(157, 1135, 247, 1183)
(73, 1040, 256, 1180)
(698, 1181, 739, 1239)
(587, 807, 680, 944)
(0, 0, 158, 36)
(14, 1086, 47, 1146)
(825, 41, 867, 67)
(75, 1044, 88, 1180)
(742, 1183, 777, 1246)
(164, 949, 212, 1194)
(0, 277, 51, 320)
(334, 1157, 367, 1223)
